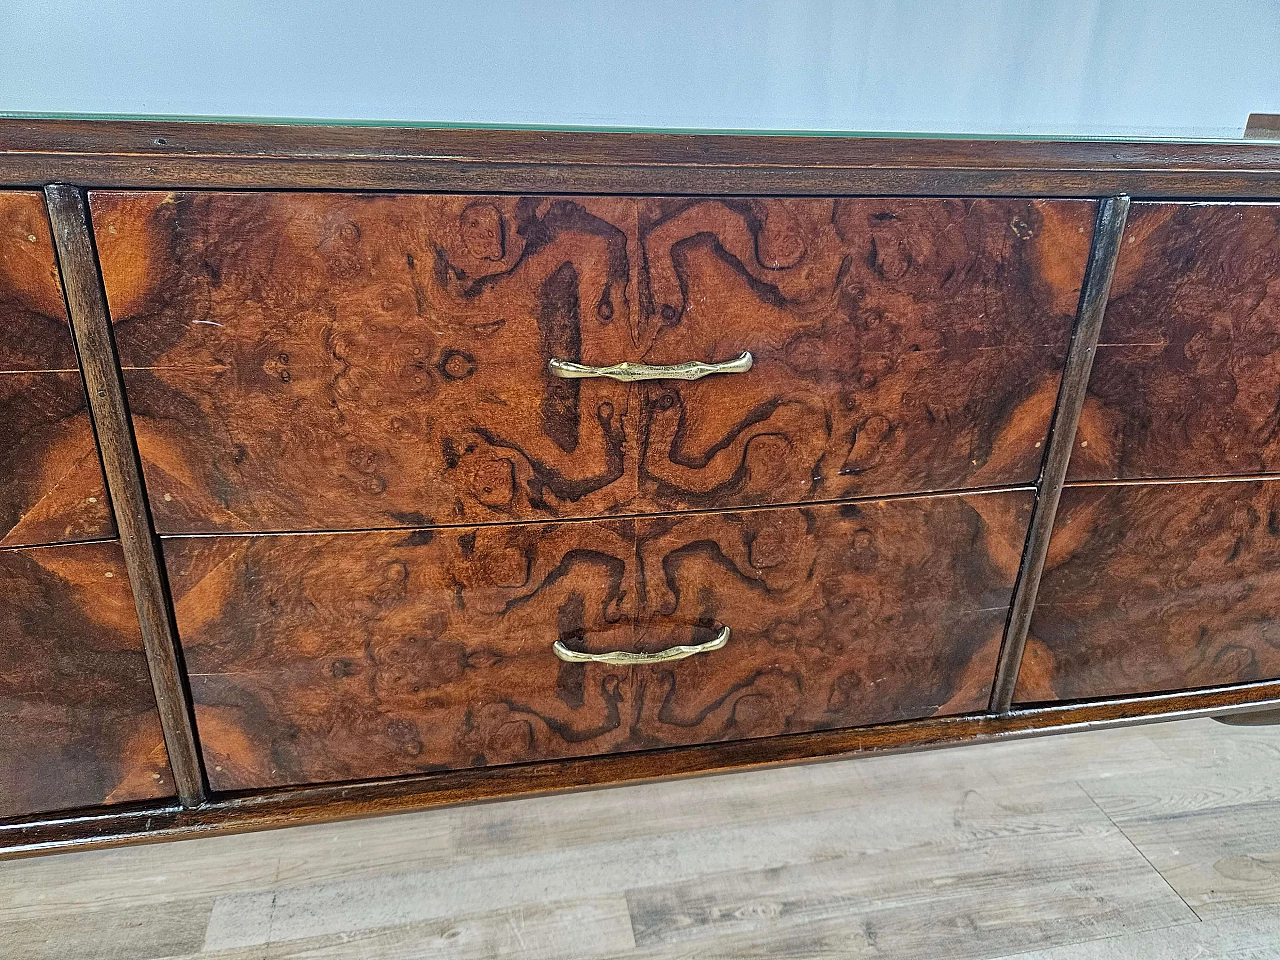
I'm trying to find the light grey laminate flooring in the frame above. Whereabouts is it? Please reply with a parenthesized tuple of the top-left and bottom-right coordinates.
(2, 717, 1279, 959)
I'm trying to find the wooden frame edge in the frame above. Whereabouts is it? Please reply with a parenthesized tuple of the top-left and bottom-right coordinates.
(989, 196, 1130, 711)
(4, 118, 1280, 195)
(4, 680, 1279, 860)
(43, 183, 208, 807)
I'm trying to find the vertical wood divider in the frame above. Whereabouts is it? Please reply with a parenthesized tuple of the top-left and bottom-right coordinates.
(989, 195, 1131, 713)
(44, 183, 207, 806)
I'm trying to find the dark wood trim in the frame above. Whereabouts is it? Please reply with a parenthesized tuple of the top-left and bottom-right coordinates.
(989, 196, 1131, 712)
(3, 678, 1278, 860)
(4, 119, 1280, 195)
(43, 183, 207, 807)
(10, 118, 1280, 165)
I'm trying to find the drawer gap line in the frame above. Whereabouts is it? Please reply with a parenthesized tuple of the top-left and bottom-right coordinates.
(0, 534, 119, 555)
(1065, 471, 1280, 488)
(153, 482, 1038, 542)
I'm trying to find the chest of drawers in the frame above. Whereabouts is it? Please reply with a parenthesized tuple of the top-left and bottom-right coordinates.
(3, 121, 1280, 857)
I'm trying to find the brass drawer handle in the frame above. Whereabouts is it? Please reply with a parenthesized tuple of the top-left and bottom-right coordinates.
(548, 352, 753, 383)
(552, 626, 730, 664)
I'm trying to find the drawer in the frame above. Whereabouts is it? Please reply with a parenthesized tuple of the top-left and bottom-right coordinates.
(166, 489, 1031, 791)
(92, 191, 1091, 534)
(0, 541, 173, 819)
(631, 198, 1089, 510)
(1072, 202, 1280, 481)
(0, 191, 113, 548)
(1016, 479, 1280, 702)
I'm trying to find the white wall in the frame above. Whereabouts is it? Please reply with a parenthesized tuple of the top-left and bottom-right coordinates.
(2, 0, 1277, 139)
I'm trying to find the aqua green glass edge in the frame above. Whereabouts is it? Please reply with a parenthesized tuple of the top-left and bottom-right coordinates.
(1, 109, 1272, 144)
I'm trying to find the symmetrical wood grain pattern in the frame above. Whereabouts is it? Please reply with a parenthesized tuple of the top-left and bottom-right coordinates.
(1072, 202, 1280, 481)
(0, 190, 112, 547)
(166, 490, 1030, 791)
(46, 185, 207, 806)
(1016, 480, 1280, 703)
(92, 191, 638, 532)
(91, 191, 1089, 533)
(0, 541, 172, 820)
(5, 118, 1280, 196)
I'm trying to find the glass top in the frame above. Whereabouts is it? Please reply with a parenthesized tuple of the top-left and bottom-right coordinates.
(3, 0, 1278, 144)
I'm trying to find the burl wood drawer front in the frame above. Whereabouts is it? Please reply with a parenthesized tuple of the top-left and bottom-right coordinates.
(1016, 480, 1280, 703)
(1072, 202, 1280, 481)
(0, 542, 173, 819)
(167, 489, 1030, 791)
(91, 191, 1090, 534)
(0, 191, 113, 548)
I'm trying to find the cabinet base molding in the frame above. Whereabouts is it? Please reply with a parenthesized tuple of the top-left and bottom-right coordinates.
(4, 679, 1278, 861)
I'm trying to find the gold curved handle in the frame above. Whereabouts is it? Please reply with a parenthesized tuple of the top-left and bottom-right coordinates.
(552, 626, 730, 665)
(548, 352, 753, 383)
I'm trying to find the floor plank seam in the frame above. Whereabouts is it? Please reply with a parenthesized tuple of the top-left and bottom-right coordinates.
(263, 890, 279, 955)
(1073, 779, 1206, 923)
(624, 891, 641, 956)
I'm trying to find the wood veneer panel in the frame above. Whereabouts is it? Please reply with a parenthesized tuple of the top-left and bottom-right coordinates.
(1072, 202, 1280, 481)
(1016, 480, 1280, 703)
(0, 190, 112, 547)
(632, 197, 1093, 509)
(92, 191, 640, 532)
(166, 489, 1030, 791)
(90, 191, 1085, 533)
(0, 541, 172, 819)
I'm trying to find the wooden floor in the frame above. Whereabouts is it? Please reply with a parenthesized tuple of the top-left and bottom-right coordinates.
(2, 717, 1279, 959)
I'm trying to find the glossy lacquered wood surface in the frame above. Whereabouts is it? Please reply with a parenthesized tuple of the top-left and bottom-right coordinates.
(91, 191, 1088, 533)
(46, 184, 209, 805)
(1017, 480, 1280, 703)
(1072, 202, 1280, 481)
(0, 541, 173, 819)
(634, 198, 1090, 512)
(0, 190, 112, 547)
(989, 197, 1130, 712)
(165, 489, 1029, 791)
